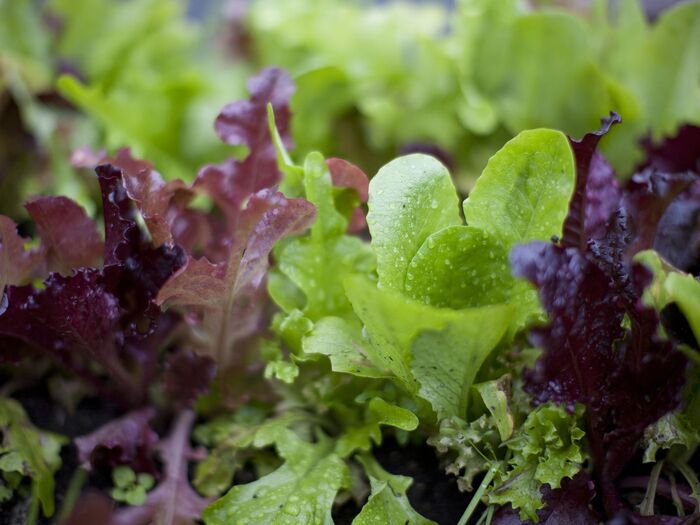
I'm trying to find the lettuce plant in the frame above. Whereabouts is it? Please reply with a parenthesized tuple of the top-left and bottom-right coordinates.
(1, 63, 700, 525)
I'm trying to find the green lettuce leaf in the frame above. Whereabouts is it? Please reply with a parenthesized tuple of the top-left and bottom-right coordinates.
(462, 129, 575, 246)
(353, 455, 436, 525)
(489, 403, 586, 521)
(203, 428, 350, 525)
(0, 397, 66, 518)
(411, 304, 514, 420)
(367, 153, 461, 292)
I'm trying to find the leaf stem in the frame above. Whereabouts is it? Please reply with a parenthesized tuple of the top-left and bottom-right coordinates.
(458, 463, 499, 525)
(673, 460, 700, 512)
(669, 473, 685, 517)
(57, 468, 87, 523)
(639, 460, 664, 516)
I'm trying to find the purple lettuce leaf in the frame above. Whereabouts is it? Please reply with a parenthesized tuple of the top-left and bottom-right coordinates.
(24, 196, 103, 275)
(622, 170, 697, 256)
(640, 125, 700, 174)
(75, 408, 158, 475)
(213, 67, 294, 195)
(163, 349, 217, 409)
(156, 189, 315, 366)
(492, 472, 599, 525)
(653, 180, 700, 272)
(196, 66, 295, 229)
(0, 215, 41, 291)
(0, 165, 185, 405)
(67, 411, 209, 525)
(561, 112, 621, 251)
(511, 238, 687, 516)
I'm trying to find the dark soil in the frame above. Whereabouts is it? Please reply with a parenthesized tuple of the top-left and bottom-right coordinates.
(373, 439, 467, 524)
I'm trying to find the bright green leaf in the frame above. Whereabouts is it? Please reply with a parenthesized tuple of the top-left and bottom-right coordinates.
(489, 403, 586, 521)
(406, 225, 512, 309)
(463, 129, 575, 247)
(367, 153, 461, 292)
(302, 317, 388, 379)
(336, 398, 419, 458)
(345, 275, 484, 393)
(353, 455, 436, 525)
(203, 429, 350, 525)
(411, 304, 514, 420)
(474, 376, 515, 441)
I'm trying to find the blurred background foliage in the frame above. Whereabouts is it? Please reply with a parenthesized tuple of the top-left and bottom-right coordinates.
(1, 0, 698, 219)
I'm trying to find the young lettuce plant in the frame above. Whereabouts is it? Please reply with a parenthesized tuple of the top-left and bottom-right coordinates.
(199, 108, 590, 524)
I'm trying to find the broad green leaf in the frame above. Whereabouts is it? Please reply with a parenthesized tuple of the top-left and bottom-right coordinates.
(336, 398, 419, 458)
(344, 275, 480, 393)
(463, 129, 575, 247)
(353, 455, 436, 525)
(411, 304, 514, 420)
(406, 225, 512, 309)
(493, 13, 614, 139)
(640, 2, 700, 139)
(367, 154, 461, 292)
(474, 376, 514, 441)
(0, 397, 66, 517)
(203, 429, 350, 525)
(302, 317, 388, 378)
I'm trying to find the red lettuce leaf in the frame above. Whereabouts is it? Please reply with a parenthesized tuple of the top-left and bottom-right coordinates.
(493, 472, 599, 525)
(0, 196, 102, 290)
(163, 349, 217, 409)
(561, 112, 621, 251)
(106, 149, 188, 247)
(25, 196, 103, 275)
(327, 157, 369, 232)
(0, 165, 185, 405)
(211, 67, 294, 197)
(0, 215, 41, 290)
(75, 408, 158, 475)
(640, 124, 700, 174)
(156, 190, 315, 365)
(67, 411, 209, 525)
